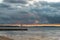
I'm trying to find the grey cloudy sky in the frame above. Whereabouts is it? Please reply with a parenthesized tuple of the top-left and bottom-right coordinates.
(0, 0, 60, 24)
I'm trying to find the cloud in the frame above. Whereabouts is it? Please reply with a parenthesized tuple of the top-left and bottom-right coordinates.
(0, 0, 3, 3)
(0, 1, 60, 24)
(29, 1, 60, 23)
(3, 0, 28, 4)
(44, 0, 60, 2)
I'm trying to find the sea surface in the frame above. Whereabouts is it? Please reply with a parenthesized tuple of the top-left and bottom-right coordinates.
(0, 27, 60, 35)
(0, 27, 60, 40)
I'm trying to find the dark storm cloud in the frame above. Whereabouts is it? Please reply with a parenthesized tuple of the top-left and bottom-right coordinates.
(3, 0, 28, 4)
(0, 4, 36, 24)
(29, 1, 60, 23)
(0, 1, 60, 24)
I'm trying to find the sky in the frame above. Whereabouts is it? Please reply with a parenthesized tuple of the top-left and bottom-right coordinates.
(0, 0, 60, 3)
(0, 0, 3, 3)
(0, 0, 60, 24)
(44, 0, 60, 2)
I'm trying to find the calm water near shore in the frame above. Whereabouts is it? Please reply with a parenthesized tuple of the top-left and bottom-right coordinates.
(0, 27, 60, 35)
(0, 27, 60, 40)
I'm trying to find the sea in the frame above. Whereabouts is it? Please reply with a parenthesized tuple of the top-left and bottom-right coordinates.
(0, 26, 60, 40)
(0, 26, 60, 36)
